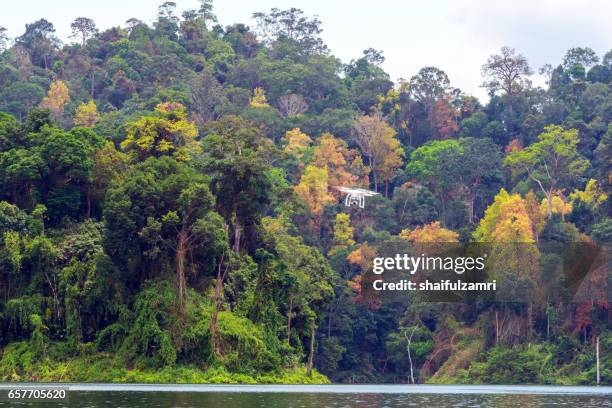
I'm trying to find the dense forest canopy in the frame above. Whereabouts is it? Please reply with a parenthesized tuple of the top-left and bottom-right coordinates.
(0, 1, 610, 384)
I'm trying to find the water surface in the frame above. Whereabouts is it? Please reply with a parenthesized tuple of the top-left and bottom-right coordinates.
(0, 384, 609, 407)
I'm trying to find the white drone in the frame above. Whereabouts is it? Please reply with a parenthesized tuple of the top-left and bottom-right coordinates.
(334, 187, 380, 208)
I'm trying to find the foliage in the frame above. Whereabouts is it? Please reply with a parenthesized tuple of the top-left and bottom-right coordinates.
(0, 5, 609, 386)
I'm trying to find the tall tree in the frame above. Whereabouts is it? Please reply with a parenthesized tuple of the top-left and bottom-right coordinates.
(0, 26, 8, 51)
(481, 46, 532, 111)
(70, 17, 98, 45)
(15, 19, 60, 70)
(353, 111, 404, 193)
(252, 8, 328, 55)
(201, 115, 273, 253)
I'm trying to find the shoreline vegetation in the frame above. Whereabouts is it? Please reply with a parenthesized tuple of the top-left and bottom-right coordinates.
(0, 2, 609, 386)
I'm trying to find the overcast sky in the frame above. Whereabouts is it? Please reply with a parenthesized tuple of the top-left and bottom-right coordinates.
(3, 0, 611, 100)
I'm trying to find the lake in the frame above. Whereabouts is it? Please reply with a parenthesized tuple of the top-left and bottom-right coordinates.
(0, 384, 610, 407)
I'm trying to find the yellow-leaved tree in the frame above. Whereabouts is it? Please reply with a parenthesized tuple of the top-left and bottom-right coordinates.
(400, 221, 459, 243)
(121, 102, 198, 161)
(40, 80, 70, 121)
(474, 188, 540, 342)
(294, 165, 335, 231)
(569, 179, 607, 208)
(250, 87, 269, 108)
(73, 100, 100, 127)
(282, 128, 313, 175)
(353, 111, 404, 195)
(313, 132, 369, 190)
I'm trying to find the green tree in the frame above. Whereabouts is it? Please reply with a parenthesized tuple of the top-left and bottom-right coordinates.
(201, 115, 273, 253)
(504, 125, 589, 218)
(70, 17, 98, 45)
(407, 139, 463, 225)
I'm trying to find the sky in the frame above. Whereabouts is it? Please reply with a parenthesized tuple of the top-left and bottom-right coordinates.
(2, 0, 611, 101)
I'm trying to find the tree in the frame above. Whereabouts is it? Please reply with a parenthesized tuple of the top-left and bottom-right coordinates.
(353, 111, 404, 193)
(283, 128, 313, 156)
(73, 100, 100, 127)
(70, 17, 98, 45)
(38, 126, 103, 222)
(201, 115, 273, 253)
(294, 165, 334, 221)
(328, 213, 355, 256)
(15, 19, 60, 70)
(250, 87, 269, 108)
(481, 46, 532, 111)
(313, 133, 368, 189)
(253, 8, 328, 56)
(277, 93, 308, 117)
(0, 83, 45, 120)
(407, 139, 463, 225)
(431, 96, 458, 139)
(474, 189, 540, 341)
(456, 138, 502, 224)
(400, 221, 459, 243)
(40, 80, 70, 122)
(562, 47, 599, 80)
(121, 102, 198, 161)
(504, 125, 589, 218)
(155, 2, 180, 40)
(260, 216, 334, 374)
(409, 67, 454, 139)
(410, 66, 451, 103)
(105, 157, 227, 315)
(0, 26, 8, 51)
(196, 0, 217, 28)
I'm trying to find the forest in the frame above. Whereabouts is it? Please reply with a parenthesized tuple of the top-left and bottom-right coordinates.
(0, 1, 609, 384)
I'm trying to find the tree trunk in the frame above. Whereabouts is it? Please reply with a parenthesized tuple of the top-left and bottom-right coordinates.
(495, 310, 499, 345)
(306, 323, 316, 377)
(211, 259, 224, 356)
(86, 186, 92, 218)
(287, 296, 293, 345)
(176, 227, 188, 316)
(527, 303, 534, 341)
(596, 335, 600, 385)
(233, 206, 241, 253)
(546, 191, 553, 219)
(467, 189, 474, 224)
(405, 326, 417, 384)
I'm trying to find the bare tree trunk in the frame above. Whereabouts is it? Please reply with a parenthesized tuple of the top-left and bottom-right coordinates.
(307, 324, 316, 377)
(495, 310, 499, 345)
(527, 303, 534, 340)
(405, 326, 417, 384)
(176, 228, 187, 316)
